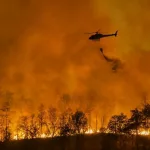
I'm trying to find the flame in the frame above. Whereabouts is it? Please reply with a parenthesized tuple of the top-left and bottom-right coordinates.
(10, 128, 150, 141)
(13, 135, 18, 140)
(85, 129, 94, 134)
(13, 131, 26, 140)
(39, 133, 52, 138)
(139, 130, 150, 136)
(40, 133, 46, 138)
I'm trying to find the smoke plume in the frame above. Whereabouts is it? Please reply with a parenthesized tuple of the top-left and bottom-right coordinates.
(0, 0, 150, 128)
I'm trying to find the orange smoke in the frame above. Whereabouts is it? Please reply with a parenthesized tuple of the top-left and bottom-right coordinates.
(0, 0, 150, 132)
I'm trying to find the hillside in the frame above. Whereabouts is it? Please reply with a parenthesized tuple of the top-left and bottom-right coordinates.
(0, 133, 150, 150)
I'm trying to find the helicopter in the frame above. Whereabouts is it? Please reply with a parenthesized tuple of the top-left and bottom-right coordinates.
(85, 29, 118, 41)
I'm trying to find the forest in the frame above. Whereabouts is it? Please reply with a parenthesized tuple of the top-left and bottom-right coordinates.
(0, 91, 150, 150)
(0, 91, 150, 140)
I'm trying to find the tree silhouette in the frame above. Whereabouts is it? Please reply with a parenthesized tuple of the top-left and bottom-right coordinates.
(99, 115, 107, 133)
(28, 114, 39, 139)
(17, 115, 29, 139)
(127, 108, 143, 135)
(0, 114, 4, 141)
(142, 102, 150, 131)
(59, 108, 73, 136)
(107, 113, 128, 134)
(0, 100, 12, 141)
(37, 104, 46, 136)
(47, 106, 58, 137)
(85, 106, 93, 132)
(72, 110, 88, 134)
(60, 123, 72, 136)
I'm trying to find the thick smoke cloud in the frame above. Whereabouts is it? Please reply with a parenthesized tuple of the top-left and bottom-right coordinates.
(0, 0, 150, 127)
(94, 0, 150, 112)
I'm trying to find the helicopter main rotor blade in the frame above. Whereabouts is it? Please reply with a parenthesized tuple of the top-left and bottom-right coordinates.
(96, 29, 100, 33)
(84, 29, 101, 34)
(84, 32, 96, 34)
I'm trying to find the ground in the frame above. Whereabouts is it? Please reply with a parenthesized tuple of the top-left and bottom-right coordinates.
(0, 133, 150, 150)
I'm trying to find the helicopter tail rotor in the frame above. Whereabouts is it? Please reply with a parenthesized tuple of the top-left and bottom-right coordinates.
(115, 30, 118, 37)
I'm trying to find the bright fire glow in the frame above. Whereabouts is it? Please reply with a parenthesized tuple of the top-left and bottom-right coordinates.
(139, 130, 150, 136)
(39, 133, 52, 138)
(10, 128, 150, 141)
(85, 129, 94, 134)
(13, 135, 18, 140)
(40, 133, 47, 138)
(13, 132, 25, 140)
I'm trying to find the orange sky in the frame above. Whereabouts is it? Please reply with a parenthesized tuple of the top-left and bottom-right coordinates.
(0, 0, 150, 126)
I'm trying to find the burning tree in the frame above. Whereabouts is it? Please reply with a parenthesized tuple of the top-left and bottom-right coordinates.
(0, 99, 12, 141)
(59, 123, 73, 136)
(0, 114, 4, 141)
(107, 113, 128, 134)
(59, 108, 73, 136)
(0, 91, 14, 141)
(72, 110, 88, 134)
(17, 115, 29, 139)
(28, 114, 39, 139)
(99, 115, 107, 133)
(125, 108, 144, 135)
(142, 102, 150, 131)
(37, 104, 46, 136)
(47, 106, 58, 137)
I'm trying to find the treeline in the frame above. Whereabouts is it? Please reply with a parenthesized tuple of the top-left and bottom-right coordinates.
(107, 102, 150, 135)
(0, 103, 89, 141)
(0, 91, 150, 142)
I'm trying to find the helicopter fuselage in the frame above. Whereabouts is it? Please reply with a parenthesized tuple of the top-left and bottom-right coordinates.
(89, 33, 116, 41)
